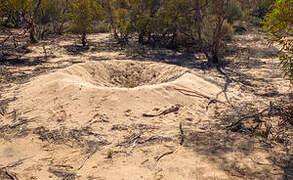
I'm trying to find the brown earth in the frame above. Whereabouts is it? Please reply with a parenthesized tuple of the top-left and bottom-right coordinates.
(0, 29, 292, 180)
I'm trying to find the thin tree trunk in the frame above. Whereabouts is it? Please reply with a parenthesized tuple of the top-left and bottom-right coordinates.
(81, 32, 86, 47)
(210, 0, 225, 64)
(170, 32, 177, 49)
(29, 0, 42, 43)
(195, 0, 211, 61)
(107, 1, 118, 39)
(29, 22, 37, 43)
(138, 32, 145, 44)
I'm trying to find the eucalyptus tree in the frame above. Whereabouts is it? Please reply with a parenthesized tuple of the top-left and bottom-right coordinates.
(263, 0, 293, 82)
(70, 0, 103, 46)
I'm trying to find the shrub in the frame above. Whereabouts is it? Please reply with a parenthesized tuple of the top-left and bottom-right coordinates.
(0, 19, 15, 28)
(91, 22, 110, 33)
(243, 13, 263, 26)
(221, 21, 234, 41)
(262, 0, 293, 82)
(226, 2, 244, 23)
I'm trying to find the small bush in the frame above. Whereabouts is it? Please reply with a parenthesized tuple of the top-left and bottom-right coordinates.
(0, 19, 15, 28)
(91, 22, 110, 33)
(243, 12, 263, 26)
(221, 22, 234, 41)
(6, 21, 15, 28)
(107, 149, 113, 159)
(0, 19, 4, 26)
(226, 2, 244, 23)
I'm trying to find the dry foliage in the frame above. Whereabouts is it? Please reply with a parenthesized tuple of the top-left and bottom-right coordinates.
(217, 93, 293, 146)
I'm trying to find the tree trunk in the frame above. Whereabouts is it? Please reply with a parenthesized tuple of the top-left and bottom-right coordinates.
(210, 0, 225, 65)
(138, 31, 145, 44)
(169, 32, 177, 49)
(195, 0, 211, 61)
(107, 1, 118, 40)
(29, 0, 42, 44)
(81, 32, 87, 47)
(29, 22, 37, 43)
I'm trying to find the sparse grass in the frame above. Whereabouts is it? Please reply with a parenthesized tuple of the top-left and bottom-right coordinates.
(107, 149, 113, 159)
(0, 66, 11, 84)
(0, 98, 15, 117)
(0, 103, 7, 117)
(179, 122, 184, 145)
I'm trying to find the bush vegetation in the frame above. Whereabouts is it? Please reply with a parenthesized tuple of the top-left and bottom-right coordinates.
(0, 0, 291, 79)
(262, 0, 293, 82)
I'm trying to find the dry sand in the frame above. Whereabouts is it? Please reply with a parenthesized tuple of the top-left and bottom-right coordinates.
(1, 60, 228, 179)
(0, 30, 292, 180)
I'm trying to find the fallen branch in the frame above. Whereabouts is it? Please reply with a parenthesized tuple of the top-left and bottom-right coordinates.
(225, 108, 269, 129)
(156, 151, 174, 161)
(143, 104, 182, 117)
(0, 168, 18, 180)
(174, 88, 224, 108)
(174, 88, 212, 99)
(77, 147, 98, 170)
(127, 133, 142, 144)
(0, 157, 31, 169)
(48, 168, 76, 179)
(5, 170, 18, 180)
(117, 132, 144, 147)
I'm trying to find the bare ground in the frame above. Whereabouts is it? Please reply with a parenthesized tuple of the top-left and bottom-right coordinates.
(0, 29, 292, 180)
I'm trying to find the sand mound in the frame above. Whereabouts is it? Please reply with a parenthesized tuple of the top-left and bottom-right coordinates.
(62, 60, 189, 88)
(1, 31, 290, 180)
(6, 60, 225, 130)
(2, 60, 231, 179)
(11, 60, 222, 128)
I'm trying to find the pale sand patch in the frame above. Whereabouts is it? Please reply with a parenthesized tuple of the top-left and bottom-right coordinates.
(1, 60, 233, 179)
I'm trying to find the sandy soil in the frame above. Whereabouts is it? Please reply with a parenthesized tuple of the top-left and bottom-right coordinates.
(0, 30, 292, 180)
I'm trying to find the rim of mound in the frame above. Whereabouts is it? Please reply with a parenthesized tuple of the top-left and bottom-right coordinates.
(59, 60, 192, 89)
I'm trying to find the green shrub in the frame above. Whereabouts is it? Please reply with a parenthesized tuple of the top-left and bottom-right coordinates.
(0, 19, 15, 28)
(262, 0, 293, 82)
(91, 22, 110, 33)
(5, 21, 15, 28)
(226, 2, 244, 23)
(243, 13, 263, 26)
(0, 19, 5, 26)
(221, 21, 234, 41)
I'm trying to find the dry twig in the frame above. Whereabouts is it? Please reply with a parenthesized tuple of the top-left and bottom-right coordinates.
(156, 151, 174, 161)
(143, 104, 182, 117)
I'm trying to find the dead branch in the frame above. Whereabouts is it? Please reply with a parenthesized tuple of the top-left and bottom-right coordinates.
(156, 151, 174, 161)
(0, 157, 32, 170)
(77, 147, 98, 170)
(127, 133, 142, 144)
(225, 100, 285, 131)
(174, 88, 224, 105)
(48, 168, 76, 179)
(143, 104, 181, 117)
(174, 87, 211, 99)
(0, 28, 28, 60)
(0, 168, 19, 180)
(225, 108, 269, 129)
